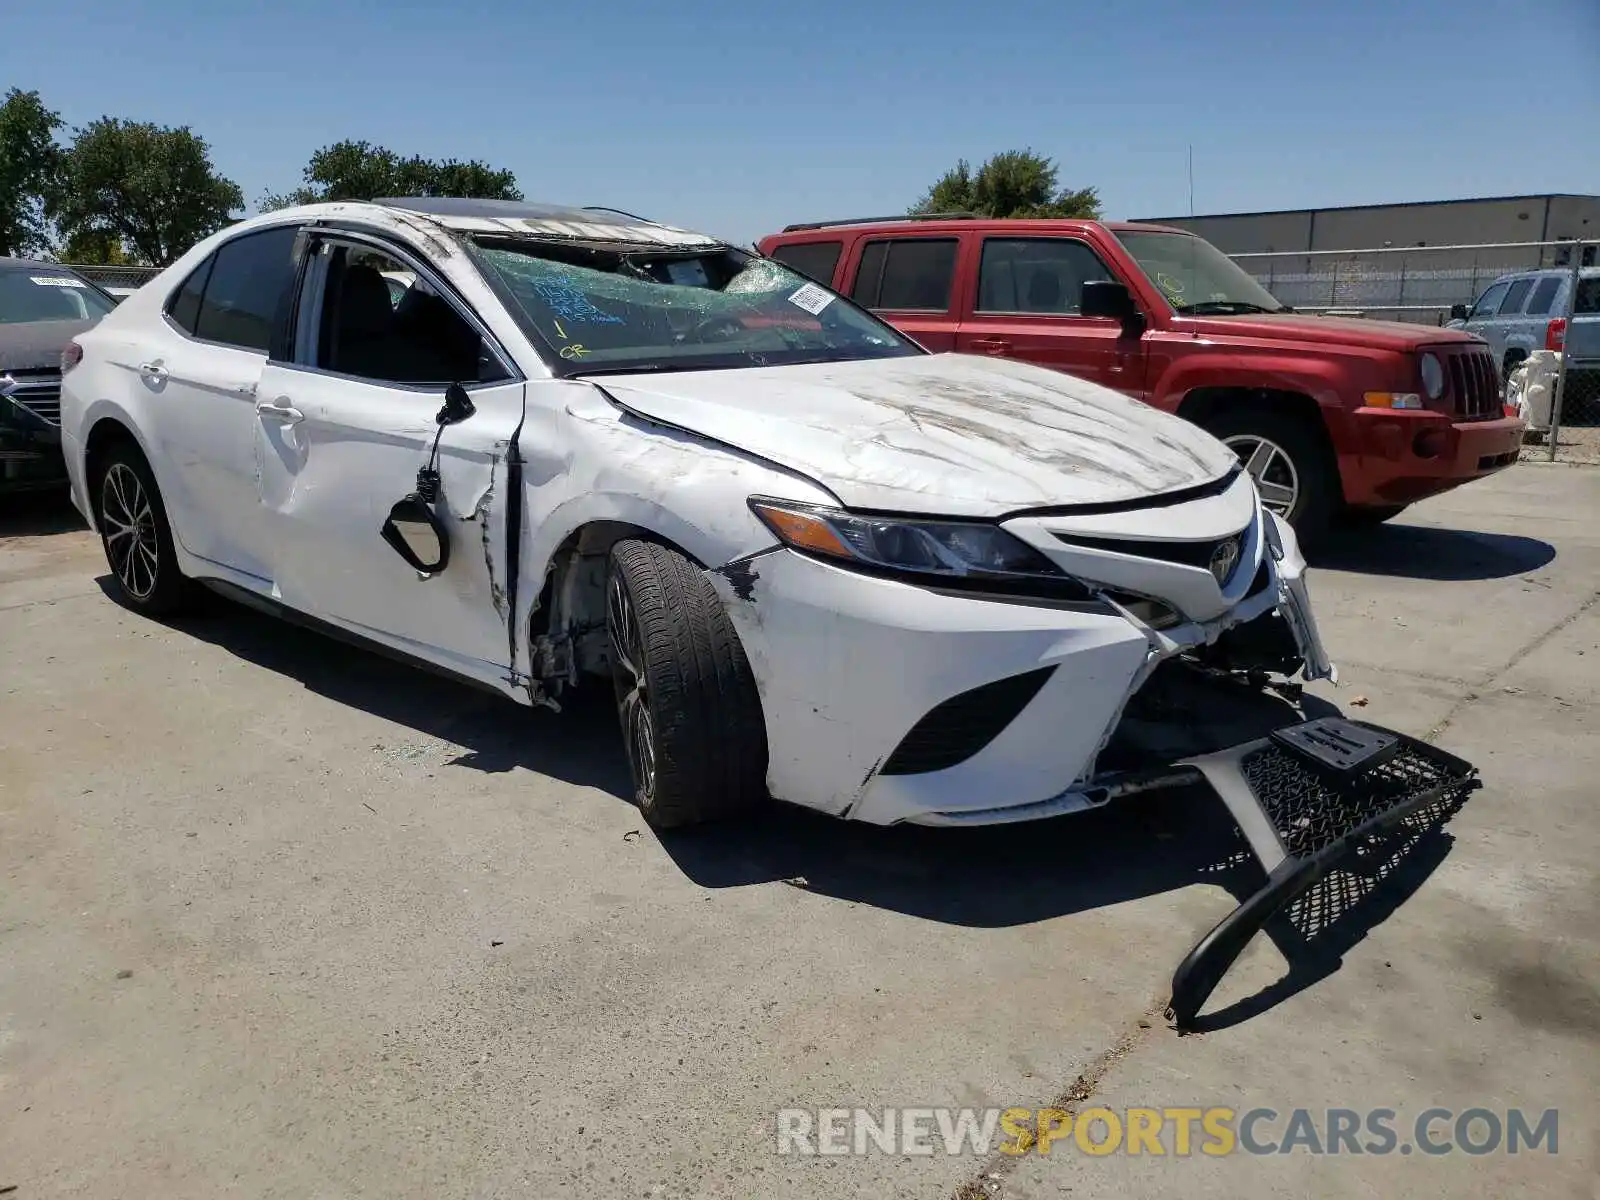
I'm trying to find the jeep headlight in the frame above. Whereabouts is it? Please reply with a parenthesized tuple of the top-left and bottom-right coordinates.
(1420, 352, 1446, 400)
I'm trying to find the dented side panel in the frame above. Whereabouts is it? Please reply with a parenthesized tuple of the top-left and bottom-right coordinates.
(253, 365, 528, 694)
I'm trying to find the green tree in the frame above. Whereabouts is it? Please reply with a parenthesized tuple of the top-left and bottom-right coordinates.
(50, 118, 243, 265)
(59, 228, 134, 265)
(261, 140, 522, 210)
(0, 89, 64, 258)
(911, 149, 1100, 220)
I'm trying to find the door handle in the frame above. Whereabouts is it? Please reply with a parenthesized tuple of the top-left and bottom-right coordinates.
(256, 397, 305, 426)
(969, 337, 1013, 354)
(138, 361, 168, 383)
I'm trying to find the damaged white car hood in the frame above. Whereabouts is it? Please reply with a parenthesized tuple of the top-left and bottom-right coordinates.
(599, 353, 1237, 516)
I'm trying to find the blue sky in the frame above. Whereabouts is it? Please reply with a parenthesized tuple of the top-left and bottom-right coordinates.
(9, 0, 1599, 245)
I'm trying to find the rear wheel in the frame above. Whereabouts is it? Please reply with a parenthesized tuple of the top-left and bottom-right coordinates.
(606, 539, 767, 829)
(1198, 408, 1337, 543)
(94, 443, 193, 616)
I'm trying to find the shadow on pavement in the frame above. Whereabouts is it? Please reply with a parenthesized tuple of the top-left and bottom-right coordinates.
(0, 488, 85, 537)
(1317, 521, 1555, 581)
(131, 577, 1468, 1029)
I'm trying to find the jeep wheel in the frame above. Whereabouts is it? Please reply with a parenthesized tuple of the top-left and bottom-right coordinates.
(95, 443, 193, 616)
(606, 539, 767, 829)
(1199, 409, 1336, 542)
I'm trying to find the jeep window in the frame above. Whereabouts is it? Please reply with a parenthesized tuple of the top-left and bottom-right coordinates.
(1467, 281, 1510, 321)
(0, 270, 116, 324)
(1497, 278, 1534, 316)
(472, 239, 915, 375)
(1525, 276, 1561, 316)
(851, 239, 958, 311)
(977, 238, 1114, 315)
(770, 241, 842, 286)
(193, 226, 301, 352)
(1114, 230, 1286, 315)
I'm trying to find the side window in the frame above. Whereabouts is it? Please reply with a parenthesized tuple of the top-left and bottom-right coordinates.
(976, 238, 1114, 315)
(1468, 282, 1510, 321)
(1497, 278, 1534, 316)
(852, 238, 958, 311)
(194, 226, 301, 352)
(1576, 277, 1600, 315)
(166, 255, 215, 335)
(313, 243, 508, 386)
(770, 241, 842, 286)
(1525, 277, 1561, 316)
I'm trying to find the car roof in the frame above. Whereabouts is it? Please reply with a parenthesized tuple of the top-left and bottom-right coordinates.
(0, 257, 86, 275)
(366, 197, 723, 247)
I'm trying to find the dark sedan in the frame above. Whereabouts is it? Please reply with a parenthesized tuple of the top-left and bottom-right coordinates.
(1, 258, 119, 492)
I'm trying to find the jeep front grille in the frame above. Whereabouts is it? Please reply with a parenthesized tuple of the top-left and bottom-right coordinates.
(1440, 347, 1499, 421)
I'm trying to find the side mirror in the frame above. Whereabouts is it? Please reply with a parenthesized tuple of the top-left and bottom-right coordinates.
(1082, 280, 1143, 332)
(1449, 303, 1470, 321)
(381, 494, 451, 575)
(437, 381, 476, 426)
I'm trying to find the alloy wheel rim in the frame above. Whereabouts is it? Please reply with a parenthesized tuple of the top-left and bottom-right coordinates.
(1225, 435, 1300, 517)
(607, 572, 657, 804)
(101, 463, 160, 600)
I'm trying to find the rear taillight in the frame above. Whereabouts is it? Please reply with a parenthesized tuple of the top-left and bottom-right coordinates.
(1546, 318, 1567, 351)
(61, 341, 84, 372)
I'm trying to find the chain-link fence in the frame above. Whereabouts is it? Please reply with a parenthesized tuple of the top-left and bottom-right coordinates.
(65, 264, 162, 294)
(1231, 239, 1593, 326)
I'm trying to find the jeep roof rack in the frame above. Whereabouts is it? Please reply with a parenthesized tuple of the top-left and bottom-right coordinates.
(780, 212, 981, 233)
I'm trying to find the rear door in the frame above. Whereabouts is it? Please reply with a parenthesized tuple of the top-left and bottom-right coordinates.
(131, 224, 304, 582)
(844, 235, 962, 350)
(954, 234, 1144, 392)
(252, 232, 528, 693)
(1461, 280, 1512, 361)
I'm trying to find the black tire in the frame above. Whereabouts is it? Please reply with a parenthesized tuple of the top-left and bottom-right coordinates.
(1341, 503, 1410, 528)
(1196, 407, 1337, 544)
(93, 441, 193, 617)
(606, 539, 767, 828)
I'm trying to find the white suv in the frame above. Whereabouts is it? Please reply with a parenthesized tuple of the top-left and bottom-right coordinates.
(58, 197, 1333, 830)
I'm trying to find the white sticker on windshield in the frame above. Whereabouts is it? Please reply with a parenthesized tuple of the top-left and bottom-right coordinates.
(787, 282, 835, 315)
(31, 275, 86, 288)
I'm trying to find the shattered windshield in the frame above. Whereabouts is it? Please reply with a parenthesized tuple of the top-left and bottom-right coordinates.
(1115, 230, 1287, 315)
(471, 239, 917, 374)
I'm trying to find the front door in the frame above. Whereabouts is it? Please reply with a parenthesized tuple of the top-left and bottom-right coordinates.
(955, 235, 1145, 394)
(253, 235, 528, 694)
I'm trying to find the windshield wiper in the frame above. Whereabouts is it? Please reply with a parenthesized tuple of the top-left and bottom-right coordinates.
(1174, 301, 1284, 315)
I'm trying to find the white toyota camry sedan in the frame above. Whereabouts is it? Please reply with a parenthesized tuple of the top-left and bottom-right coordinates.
(58, 198, 1336, 831)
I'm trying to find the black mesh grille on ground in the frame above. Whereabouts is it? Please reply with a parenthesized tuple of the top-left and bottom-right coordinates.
(880, 667, 1055, 776)
(1241, 741, 1474, 859)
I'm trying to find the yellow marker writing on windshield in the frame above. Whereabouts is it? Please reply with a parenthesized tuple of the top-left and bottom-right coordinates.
(559, 343, 590, 360)
(554, 319, 568, 340)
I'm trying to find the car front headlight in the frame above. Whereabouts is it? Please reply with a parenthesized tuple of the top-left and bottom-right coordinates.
(1420, 352, 1446, 400)
(749, 497, 1090, 596)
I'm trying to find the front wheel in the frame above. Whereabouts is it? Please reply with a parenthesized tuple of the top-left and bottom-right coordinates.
(94, 443, 193, 616)
(606, 539, 767, 829)
(1198, 409, 1337, 544)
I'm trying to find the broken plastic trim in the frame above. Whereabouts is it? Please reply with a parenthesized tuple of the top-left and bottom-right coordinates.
(1166, 719, 1479, 1029)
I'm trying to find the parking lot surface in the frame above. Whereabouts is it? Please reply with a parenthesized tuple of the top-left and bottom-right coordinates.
(2, 463, 1596, 1199)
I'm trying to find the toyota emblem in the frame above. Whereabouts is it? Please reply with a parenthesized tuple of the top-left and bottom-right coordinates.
(1209, 537, 1241, 586)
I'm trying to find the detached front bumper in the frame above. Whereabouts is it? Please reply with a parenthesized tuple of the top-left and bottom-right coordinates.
(1345, 408, 1523, 507)
(1166, 718, 1479, 1028)
(707, 511, 1333, 826)
(0, 405, 66, 492)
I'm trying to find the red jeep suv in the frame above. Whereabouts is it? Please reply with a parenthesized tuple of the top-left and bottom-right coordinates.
(758, 216, 1525, 537)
